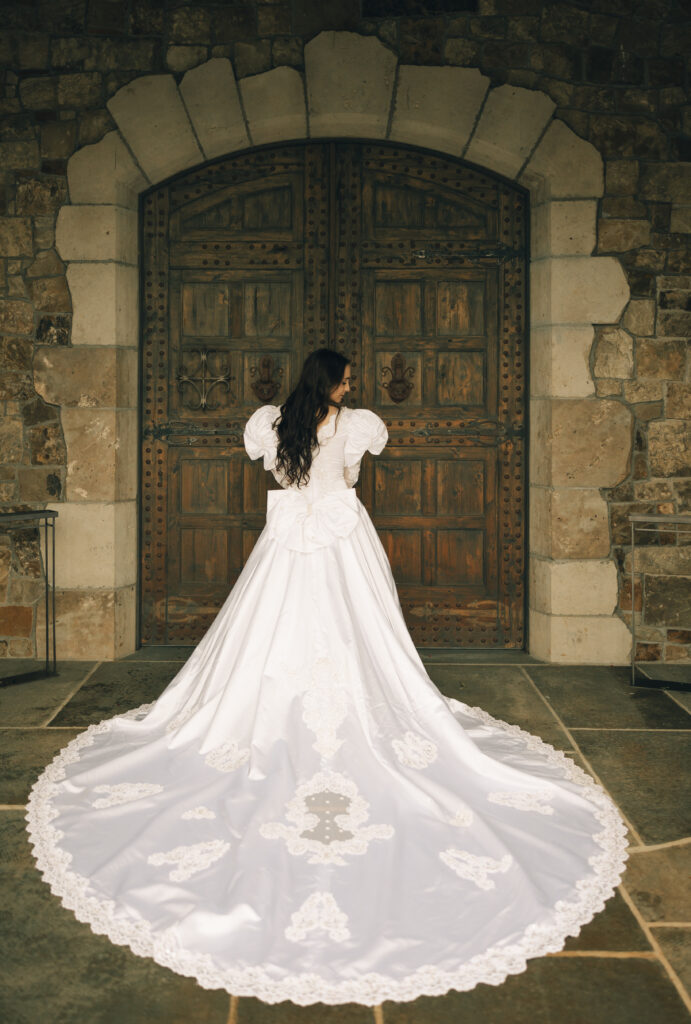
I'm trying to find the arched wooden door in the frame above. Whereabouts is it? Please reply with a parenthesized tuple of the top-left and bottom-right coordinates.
(140, 142, 526, 649)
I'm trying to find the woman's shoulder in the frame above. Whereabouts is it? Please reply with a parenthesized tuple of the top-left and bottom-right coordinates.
(341, 406, 384, 424)
(243, 405, 280, 468)
(245, 404, 280, 429)
(342, 407, 388, 463)
(244, 404, 282, 441)
(342, 407, 387, 429)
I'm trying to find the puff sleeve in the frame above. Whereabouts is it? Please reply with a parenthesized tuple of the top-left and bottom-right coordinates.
(343, 409, 388, 468)
(243, 405, 280, 470)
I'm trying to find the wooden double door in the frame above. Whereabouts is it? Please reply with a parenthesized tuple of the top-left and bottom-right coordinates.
(140, 142, 527, 648)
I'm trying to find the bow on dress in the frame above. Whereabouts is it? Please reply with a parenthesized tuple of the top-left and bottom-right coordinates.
(265, 487, 361, 553)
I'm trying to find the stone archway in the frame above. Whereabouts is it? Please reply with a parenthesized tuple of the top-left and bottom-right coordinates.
(37, 30, 633, 664)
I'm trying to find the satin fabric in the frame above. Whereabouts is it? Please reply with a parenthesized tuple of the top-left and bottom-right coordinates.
(26, 407, 630, 1006)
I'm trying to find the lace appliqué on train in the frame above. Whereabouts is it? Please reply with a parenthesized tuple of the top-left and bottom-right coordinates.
(440, 849, 513, 890)
(181, 806, 216, 820)
(301, 657, 348, 759)
(259, 770, 394, 865)
(449, 806, 474, 827)
(204, 740, 250, 773)
(166, 708, 196, 734)
(147, 840, 230, 882)
(392, 731, 438, 770)
(285, 891, 351, 944)
(488, 788, 555, 815)
(92, 783, 164, 808)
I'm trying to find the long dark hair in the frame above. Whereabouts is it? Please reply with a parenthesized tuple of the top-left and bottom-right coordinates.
(273, 348, 350, 487)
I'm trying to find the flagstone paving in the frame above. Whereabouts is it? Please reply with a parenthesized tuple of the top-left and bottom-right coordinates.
(0, 651, 689, 1024)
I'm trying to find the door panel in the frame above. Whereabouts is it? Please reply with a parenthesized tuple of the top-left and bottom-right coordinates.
(140, 142, 526, 647)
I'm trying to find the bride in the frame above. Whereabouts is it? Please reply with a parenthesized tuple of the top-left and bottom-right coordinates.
(26, 348, 629, 1007)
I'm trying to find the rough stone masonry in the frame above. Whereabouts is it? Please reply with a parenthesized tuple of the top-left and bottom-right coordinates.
(0, 0, 689, 664)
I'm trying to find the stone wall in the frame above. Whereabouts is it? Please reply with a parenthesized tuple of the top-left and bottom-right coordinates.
(0, 0, 689, 663)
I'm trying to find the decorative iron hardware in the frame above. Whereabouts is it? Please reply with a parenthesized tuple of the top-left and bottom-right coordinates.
(381, 353, 415, 404)
(143, 422, 241, 441)
(176, 348, 234, 411)
(413, 243, 524, 264)
(249, 355, 284, 402)
(141, 142, 527, 650)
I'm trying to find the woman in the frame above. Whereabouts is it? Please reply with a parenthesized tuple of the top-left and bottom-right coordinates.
(26, 348, 629, 1007)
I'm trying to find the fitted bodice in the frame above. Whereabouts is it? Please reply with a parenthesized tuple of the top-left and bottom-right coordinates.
(273, 412, 352, 498)
(243, 404, 388, 499)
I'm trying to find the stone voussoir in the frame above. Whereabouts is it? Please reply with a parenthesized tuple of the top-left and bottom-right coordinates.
(67, 131, 148, 207)
(180, 58, 249, 160)
(465, 83, 555, 179)
(390, 65, 489, 158)
(239, 66, 307, 145)
(520, 119, 604, 200)
(107, 74, 203, 184)
(305, 31, 397, 138)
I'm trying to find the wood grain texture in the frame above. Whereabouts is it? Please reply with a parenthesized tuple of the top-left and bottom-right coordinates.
(140, 143, 526, 647)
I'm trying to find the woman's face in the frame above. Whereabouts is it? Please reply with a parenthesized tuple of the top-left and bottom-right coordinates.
(329, 364, 351, 405)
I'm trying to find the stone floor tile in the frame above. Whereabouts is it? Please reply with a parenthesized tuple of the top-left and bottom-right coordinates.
(624, 845, 691, 923)
(574, 731, 691, 845)
(664, 687, 691, 715)
(525, 666, 690, 730)
(0, 663, 97, 726)
(639, 664, 691, 686)
(562, 890, 652, 953)
(51, 661, 181, 727)
(0, 728, 81, 804)
(3, 651, 688, 1023)
(119, 646, 195, 662)
(382, 956, 690, 1024)
(0, 657, 66, 682)
(427, 665, 572, 750)
(0, 812, 229, 1024)
(238, 996, 373, 1022)
(653, 926, 691, 997)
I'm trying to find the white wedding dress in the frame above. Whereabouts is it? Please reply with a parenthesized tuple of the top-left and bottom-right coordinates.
(26, 405, 630, 1007)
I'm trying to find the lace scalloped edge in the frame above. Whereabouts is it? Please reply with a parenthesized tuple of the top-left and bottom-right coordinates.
(25, 696, 630, 1007)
